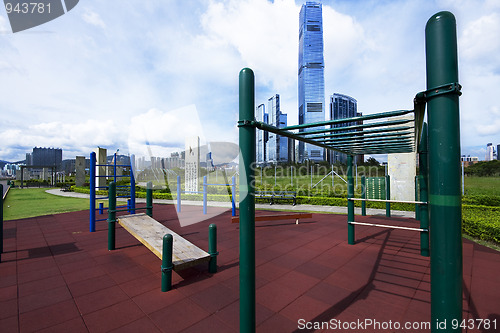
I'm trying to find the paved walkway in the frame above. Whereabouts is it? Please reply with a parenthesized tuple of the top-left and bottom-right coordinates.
(0, 205, 498, 332)
(46, 188, 416, 218)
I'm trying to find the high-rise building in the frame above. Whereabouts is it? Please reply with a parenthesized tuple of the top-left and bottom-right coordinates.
(298, 1, 325, 162)
(31, 147, 63, 170)
(328, 93, 363, 164)
(256, 103, 268, 165)
(266, 94, 288, 163)
(486, 143, 494, 161)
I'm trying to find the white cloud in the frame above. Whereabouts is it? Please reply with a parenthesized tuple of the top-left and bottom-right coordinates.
(82, 9, 106, 29)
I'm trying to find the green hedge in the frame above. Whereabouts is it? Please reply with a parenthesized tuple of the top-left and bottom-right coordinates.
(462, 204, 500, 244)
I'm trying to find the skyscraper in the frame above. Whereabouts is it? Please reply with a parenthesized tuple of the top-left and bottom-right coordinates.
(329, 93, 363, 164)
(256, 103, 268, 165)
(298, 1, 325, 162)
(266, 94, 288, 163)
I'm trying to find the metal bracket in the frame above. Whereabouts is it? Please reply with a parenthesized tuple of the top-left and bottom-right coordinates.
(209, 251, 219, 258)
(421, 82, 462, 101)
(161, 264, 173, 273)
(237, 120, 256, 127)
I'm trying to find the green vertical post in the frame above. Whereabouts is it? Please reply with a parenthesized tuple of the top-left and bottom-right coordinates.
(161, 234, 173, 292)
(419, 123, 430, 257)
(146, 181, 153, 217)
(108, 181, 116, 251)
(385, 175, 391, 217)
(415, 176, 420, 221)
(239, 68, 256, 333)
(0, 184, 3, 263)
(208, 224, 218, 273)
(347, 154, 355, 245)
(426, 11, 462, 330)
(361, 176, 366, 216)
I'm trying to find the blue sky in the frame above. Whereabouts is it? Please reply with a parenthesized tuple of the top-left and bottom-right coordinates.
(0, 0, 499, 162)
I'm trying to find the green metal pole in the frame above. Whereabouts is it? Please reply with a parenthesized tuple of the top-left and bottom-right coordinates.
(347, 154, 355, 245)
(161, 234, 173, 292)
(208, 224, 218, 273)
(361, 176, 366, 216)
(108, 181, 116, 251)
(239, 68, 256, 333)
(419, 123, 430, 257)
(426, 11, 462, 330)
(146, 181, 153, 217)
(385, 175, 391, 217)
(415, 176, 420, 221)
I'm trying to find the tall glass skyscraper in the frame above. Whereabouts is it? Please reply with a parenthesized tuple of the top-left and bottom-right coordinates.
(298, 1, 325, 162)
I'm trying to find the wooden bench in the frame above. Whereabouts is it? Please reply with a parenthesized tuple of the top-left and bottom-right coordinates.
(255, 191, 297, 206)
(117, 213, 211, 271)
(231, 212, 313, 225)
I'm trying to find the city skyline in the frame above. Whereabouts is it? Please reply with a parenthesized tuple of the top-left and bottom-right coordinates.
(0, 0, 498, 161)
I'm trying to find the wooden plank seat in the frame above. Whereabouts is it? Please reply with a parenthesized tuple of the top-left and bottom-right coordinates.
(231, 212, 313, 225)
(117, 213, 210, 271)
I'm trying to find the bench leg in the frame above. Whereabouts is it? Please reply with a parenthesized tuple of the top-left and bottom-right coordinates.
(208, 224, 218, 273)
(161, 234, 173, 292)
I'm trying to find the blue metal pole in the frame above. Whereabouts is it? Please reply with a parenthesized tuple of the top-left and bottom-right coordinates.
(99, 202, 104, 215)
(231, 176, 236, 216)
(130, 161, 136, 214)
(90, 152, 96, 232)
(177, 175, 181, 213)
(203, 176, 207, 215)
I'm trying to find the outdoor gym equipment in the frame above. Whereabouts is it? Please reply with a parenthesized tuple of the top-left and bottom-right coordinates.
(176, 175, 236, 216)
(237, 11, 462, 333)
(89, 151, 136, 232)
(106, 181, 217, 291)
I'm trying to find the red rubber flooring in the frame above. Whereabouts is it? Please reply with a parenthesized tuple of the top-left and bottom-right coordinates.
(0, 204, 499, 332)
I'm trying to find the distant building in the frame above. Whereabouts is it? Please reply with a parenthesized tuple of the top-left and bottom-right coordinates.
(328, 93, 363, 165)
(256, 103, 268, 165)
(266, 94, 288, 164)
(26, 147, 62, 170)
(298, 1, 325, 162)
(486, 143, 495, 161)
(461, 155, 479, 167)
(497, 144, 500, 160)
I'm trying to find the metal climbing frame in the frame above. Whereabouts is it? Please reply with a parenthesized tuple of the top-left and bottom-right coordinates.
(238, 11, 462, 333)
(89, 151, 136, 232)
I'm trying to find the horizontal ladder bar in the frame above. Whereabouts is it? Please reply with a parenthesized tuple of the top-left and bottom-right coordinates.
(348, 198, 427, 204)
(348, 221, 427, 232)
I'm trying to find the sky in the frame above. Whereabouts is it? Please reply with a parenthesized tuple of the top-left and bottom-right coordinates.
(0, 0, 499, 163)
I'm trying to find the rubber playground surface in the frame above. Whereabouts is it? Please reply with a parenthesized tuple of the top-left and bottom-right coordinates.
(1, 204, 499, 332)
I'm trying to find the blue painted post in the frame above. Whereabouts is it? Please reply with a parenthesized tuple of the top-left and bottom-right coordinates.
(130, 165, 136, 214)
(161, 234, 173, 292)
(89, 152, 96, 232)
(177, 175, 181, 213)
(203, 176, 207, 215)
(99, 202, 104, 215)
(113, 152, 117, 183)
(231, 176, 236, 216)
(127, 199, 131, 213)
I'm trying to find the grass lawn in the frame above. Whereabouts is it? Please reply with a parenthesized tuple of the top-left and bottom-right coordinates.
(464, 176, 500, 196)
(3, 188, 90, 221)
